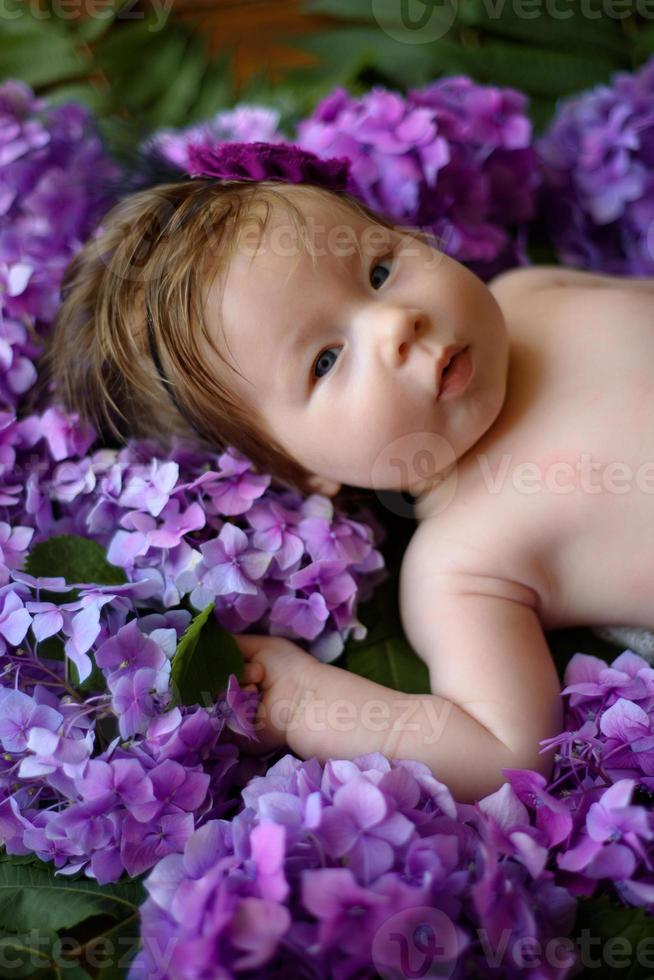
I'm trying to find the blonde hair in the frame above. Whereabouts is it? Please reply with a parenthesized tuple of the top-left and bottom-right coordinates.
(43, 176, 443, 500)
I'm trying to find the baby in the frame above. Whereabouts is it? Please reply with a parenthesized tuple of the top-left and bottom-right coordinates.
(46, 168, 654, 804)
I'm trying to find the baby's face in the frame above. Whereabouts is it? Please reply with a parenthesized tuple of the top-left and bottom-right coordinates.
(206, 188, 509, 500)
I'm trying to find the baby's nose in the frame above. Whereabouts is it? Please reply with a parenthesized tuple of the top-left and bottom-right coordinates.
(379, 307, 425, 363)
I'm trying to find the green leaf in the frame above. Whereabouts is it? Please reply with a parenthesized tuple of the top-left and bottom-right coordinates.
(633, 23, 654, 54)
(94, 912, 141, 979)
(25, 536, 126, 589)
(148, 35, 209, 129)
(28, 634, 101, 694)
(347, 632, 431, 694)
(446, 39, 618, 96)
(0, 928, 59, 979)
(31, 634, 65, 663)
(186, 51, 236, 124)
(0, 853, 48, 867)
(302, 0, 376, 19)
(573, 894, 654, 980)
(38, 82, 110, 114)
(73, 0, 128, 43)
(170, 602, 243, 708)
(456, 0, 630, 58)
(0, 863, 143, 935)
(287, 26, 460, 89)
(0, 30, 89, 88)
(115, 32, 189, 113)
(94, 15, 168, 62)
(334, 499, 431, 694)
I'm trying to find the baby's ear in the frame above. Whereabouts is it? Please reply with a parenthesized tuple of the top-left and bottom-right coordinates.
(306, 475, 341, 497)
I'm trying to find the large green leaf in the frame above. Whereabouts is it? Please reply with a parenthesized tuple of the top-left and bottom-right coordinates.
(573, 894, 654, 980)
(149, 35, 208, 128)
(0, 857, 143, 979)
(336, 499, 431, 694)
(633, 23, 654, 53)
(346, 631, 431, 694)
(342, 551, 431, 695)
(38, 82, 110, 114)
(446, 39, 619, 95)
(92, 912, 141, 979)
(0, 30, 89, 88)
(0, 862, 143, 934)
(0, 928, 60, 979)
(25, 536, 126, 589)
(74, 0, 133, 43)
(303, 0, 384, 20)
(287, 26, 469, 88)
(93, 16, 169, 62)
(170, 602, 243, 708)
(456, 0, 630, 57)
(111, 31, 190, 113)
(186, 51, 236, 124)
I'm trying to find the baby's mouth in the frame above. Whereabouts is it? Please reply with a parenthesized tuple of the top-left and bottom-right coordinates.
(436, 345, 472, 399)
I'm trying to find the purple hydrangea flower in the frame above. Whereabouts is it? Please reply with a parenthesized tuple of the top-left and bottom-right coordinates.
(536, 55, 654, 275)
(297, 80, 541, 280)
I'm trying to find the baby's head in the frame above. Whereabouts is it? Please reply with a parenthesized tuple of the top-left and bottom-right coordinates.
(45, 175, 509, 506)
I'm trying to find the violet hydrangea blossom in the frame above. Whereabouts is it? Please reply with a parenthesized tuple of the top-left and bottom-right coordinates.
(296, 80, 541, 281)
(536, 55, 654, 275)
(0, 79, 121, 408)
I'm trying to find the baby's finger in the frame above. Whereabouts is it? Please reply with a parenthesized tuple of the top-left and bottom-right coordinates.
(232, 633, 262, 660)
(242, 662, 264, 685)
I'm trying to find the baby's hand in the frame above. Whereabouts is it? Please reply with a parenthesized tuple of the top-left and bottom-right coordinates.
(232, 633, 319, 756)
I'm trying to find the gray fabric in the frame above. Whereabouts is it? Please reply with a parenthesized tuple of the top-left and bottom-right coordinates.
(591, 625, 654, 663)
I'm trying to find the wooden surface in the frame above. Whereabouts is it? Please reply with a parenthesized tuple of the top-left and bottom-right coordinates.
(170, 0, 340, 91)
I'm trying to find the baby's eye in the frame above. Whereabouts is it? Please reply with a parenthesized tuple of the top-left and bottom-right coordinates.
(370, 255, 392, 290)
(311, 253, 393, 383)
(313, 346, 339, 381)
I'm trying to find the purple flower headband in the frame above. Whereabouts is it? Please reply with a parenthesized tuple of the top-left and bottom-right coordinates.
(146, 140, 354, 438)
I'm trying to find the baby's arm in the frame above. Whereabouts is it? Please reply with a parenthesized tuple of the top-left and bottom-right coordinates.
(234, 584, 563, 803)
(400, 581, 564, 795)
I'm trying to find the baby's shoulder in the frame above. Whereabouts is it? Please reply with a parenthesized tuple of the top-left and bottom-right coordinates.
(400, 509, 542, 609)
